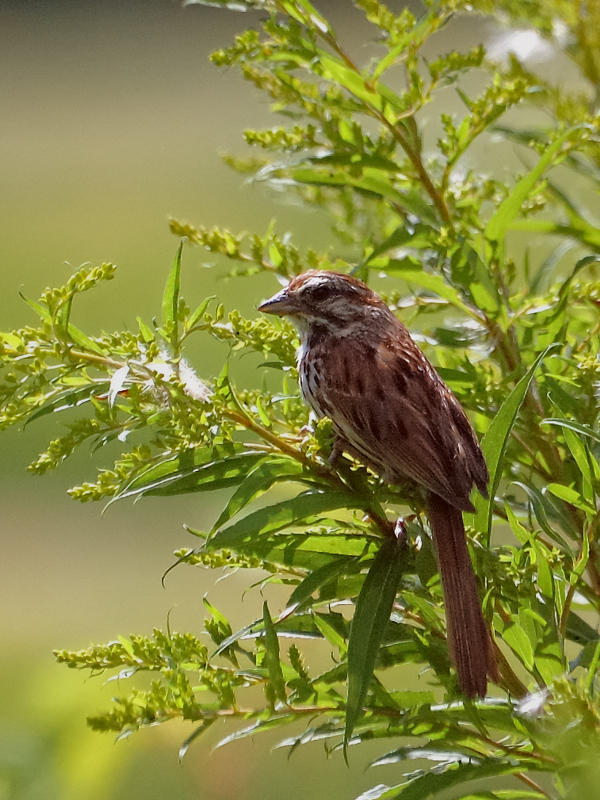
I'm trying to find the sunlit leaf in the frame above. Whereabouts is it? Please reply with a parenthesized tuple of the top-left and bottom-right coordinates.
(208, 489, 372, 551)
(355, 759, 534, 799)
(214, 715, 296, 750)
(162, 240, 183, 346)
(212, 529, 377, 571)
(542, 418, 600, 446)
(24, 384, 109, 427)
(262, 602, 287, 704)
(280, 556, 358, 618)
(486, 125, 586, 243)
(114, 448, 266, 502)
(211, 456, 307, 531)
(503, 622, 534, 671)
(186, 295, 215, 330)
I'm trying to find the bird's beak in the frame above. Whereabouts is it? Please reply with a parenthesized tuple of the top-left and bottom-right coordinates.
(258, 287, 298, 316)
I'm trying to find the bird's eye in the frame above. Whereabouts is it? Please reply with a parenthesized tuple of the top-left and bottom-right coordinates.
(308, 284, 329, 302)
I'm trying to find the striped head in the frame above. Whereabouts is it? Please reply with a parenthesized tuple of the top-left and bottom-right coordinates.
(258, 270, 390, 335)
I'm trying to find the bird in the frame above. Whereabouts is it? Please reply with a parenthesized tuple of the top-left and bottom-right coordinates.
(259, 269, 497, 697)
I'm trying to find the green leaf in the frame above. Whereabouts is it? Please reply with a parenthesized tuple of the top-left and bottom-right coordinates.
(162, 240, 183, 345)
(318, 52, 381, 109)
(113, 448, 266, 503)
(286, 163, 436, 222)
(513, 482, 570, 549)
(212, 456, 306, 532)
(137, 315, 154, 342)
(357, 224, 434, 270)
(542, 418, 600, 457)
(220, 530, 377, 571)
(344, 535, 407, 755)
(214, 714, 295, 751)
(514, 481, 569, 552)
(314, 612, 348, 655)
(24, 384, 109, 427)
(503, 622, 534, 671)
(19, 291, 52, 323)
(65, 322, 106, 355)
(372, 12, 433, 81)
(530, 238, 576, 293)
(546, 483, 595, 514)
(186, 295, 215, 331)
(542, 419, 600, 505)
(586, 640, 600, 695)
(262, 602, 287, 705)
(567, 613, 598, 645)
(214, 611, 349, 659)
(503, 502, 529, 545)
(370, 743, 485, 767)
(280, 556, 357, 618)
(563, 427, 597, 493)
(208, 489, 371, 551)
(486, 125, 585, 243)
(213, 617, 262, 657)
(203, 597, 233, 645)
(54, 293, 73, 342)
(378, 261, 475, 317)
(178, 719, 215, 761)
(355, 759, 531, 799)
(473, 345, 559, 542)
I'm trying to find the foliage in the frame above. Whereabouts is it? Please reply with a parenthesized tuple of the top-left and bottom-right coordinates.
(3, 0, 600, 797)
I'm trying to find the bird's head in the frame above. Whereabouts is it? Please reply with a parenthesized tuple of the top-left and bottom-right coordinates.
(258, 270, 387, 333)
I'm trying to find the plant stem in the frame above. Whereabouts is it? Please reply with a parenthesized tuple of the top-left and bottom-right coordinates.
(316, 31, 452, 226)
(515, 771, 553, 798)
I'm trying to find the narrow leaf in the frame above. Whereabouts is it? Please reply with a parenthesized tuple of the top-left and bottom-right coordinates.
(208, 489, 369, 551)
(211, 456, 306, 531)
(162, 240, 183, 343)
(280, 557, 357, 619)
(344, 536, 407, 754)
(542, 418, 600, 444)
(213, 715, 294, 750)
(370, 744, 482, 767)
(513, 482, 570, 549)
(213, 618, 262, 657)
(66, 322, 105, 355)
(187, 295, 215, 330)
(503, 622, 534, 671)
(314, 612, 348, 654)
(137, 315, 154, 342)
(178, 719, 215, 761)
(19, 292, 52, 323)
(486, 125, 584, 242)
(262, 601, 287, 704)
(473, 344, 559, 542)
(25, 384, 109, 427)
(234, 530, 376, 571)
(355, 759, 530, 799)
(114, 450, 266, 502)
(381, 261, 475, 317)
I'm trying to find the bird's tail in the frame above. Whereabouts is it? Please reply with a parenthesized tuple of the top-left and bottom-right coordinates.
(427, 493, 497, 697)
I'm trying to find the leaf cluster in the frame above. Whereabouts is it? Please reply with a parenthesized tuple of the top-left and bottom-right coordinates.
(3, 1, 600, 797)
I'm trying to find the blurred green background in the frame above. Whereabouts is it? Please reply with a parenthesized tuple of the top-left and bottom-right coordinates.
(0, 2, 580, 798)
(0, 3, 383, 798)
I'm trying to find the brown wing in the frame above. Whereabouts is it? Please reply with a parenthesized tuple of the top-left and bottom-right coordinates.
(316, 324, 488, 510)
